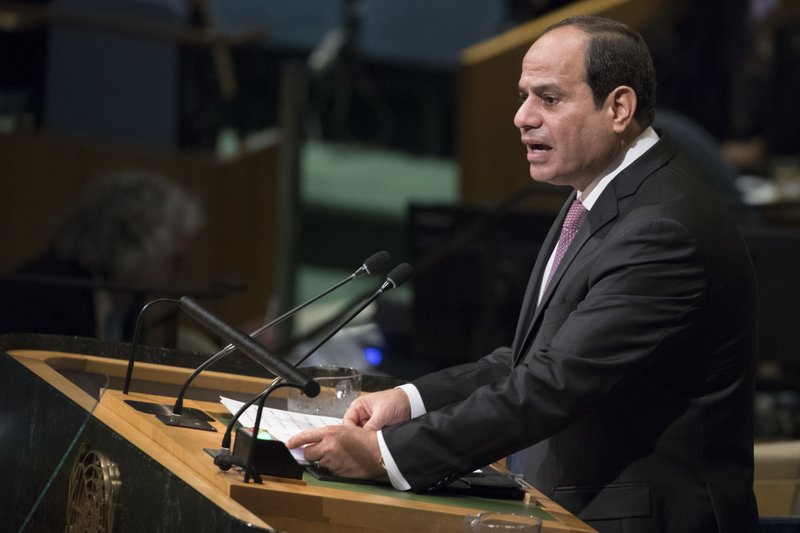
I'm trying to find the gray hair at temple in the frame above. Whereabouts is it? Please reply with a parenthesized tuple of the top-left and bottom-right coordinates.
(51, 170, 205, 282)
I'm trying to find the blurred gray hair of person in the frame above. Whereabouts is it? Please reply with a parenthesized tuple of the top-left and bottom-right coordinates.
(51, 170, 205, 285)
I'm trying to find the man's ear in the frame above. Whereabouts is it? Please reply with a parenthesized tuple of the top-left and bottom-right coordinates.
(607, 86, 637, 133)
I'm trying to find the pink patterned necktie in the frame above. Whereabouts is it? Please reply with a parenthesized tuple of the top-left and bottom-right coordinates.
(545, 198, 588, 288)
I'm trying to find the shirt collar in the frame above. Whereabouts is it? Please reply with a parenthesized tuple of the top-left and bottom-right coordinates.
(578, 127, 660, 210)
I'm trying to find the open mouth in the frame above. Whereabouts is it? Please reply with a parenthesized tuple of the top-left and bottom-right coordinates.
(528, 143, 552, 152)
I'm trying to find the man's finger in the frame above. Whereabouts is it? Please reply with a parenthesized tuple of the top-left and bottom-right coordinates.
(286, 427, 326, 449)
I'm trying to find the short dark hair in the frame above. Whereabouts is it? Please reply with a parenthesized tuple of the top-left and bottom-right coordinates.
(544, 15, 657, 129)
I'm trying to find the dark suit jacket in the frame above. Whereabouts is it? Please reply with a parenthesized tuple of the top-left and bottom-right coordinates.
(383, 134, 758, 533)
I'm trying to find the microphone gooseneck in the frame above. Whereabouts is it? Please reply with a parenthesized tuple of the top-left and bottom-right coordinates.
(170, 251, 389, 414)
(292, 262, 413, 369)
(123, 297, 180, 395)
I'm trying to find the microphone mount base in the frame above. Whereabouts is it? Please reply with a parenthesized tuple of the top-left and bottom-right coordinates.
(124, 400, 216, 432)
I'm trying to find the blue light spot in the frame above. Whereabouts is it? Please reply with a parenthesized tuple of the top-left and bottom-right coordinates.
(363, 346, 383, 366)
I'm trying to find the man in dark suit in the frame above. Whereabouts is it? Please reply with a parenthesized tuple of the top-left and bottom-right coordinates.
(288, 15, 758, 533)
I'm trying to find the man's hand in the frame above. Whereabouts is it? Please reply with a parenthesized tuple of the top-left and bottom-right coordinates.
(342, 388, 411, 430)
(285, 425, 385, 480)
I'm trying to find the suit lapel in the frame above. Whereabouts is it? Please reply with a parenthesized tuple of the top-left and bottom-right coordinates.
(513, 205, 606, 365)
(512, 192, 575, 347)
(511, 134, 678, 366)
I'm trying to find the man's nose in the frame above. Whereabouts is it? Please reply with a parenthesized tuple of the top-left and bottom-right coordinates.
(514, 101, 542, 131)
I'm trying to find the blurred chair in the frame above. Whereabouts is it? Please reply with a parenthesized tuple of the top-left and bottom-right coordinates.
(358, 0, 506, 153)
(205, 0, 340, 52)
(0, 88, 33, 131)
(654, 107, 741, 204)
(42, 0, 187, 149)
(759, 516, 800, 532)
(754, 440, 800, 516)
(0, 3, 47, 131)
(360, 0, 506, 69)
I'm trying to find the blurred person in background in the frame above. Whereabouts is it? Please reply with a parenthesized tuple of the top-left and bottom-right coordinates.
(0, 170, 206, 345)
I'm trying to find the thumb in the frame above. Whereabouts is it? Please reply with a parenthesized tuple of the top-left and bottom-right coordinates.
(362, 410, 389, 431)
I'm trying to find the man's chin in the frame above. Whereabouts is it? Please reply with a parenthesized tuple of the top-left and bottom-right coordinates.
(529, 171, 558, 185)
(529, 167, 577, 189)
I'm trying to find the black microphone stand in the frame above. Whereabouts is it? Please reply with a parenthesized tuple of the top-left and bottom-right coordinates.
(123, 297, 179, 394)
(121, 297, 219, 429)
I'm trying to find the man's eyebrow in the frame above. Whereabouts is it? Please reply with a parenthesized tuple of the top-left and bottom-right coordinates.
(531, 83, 564, 94)
(517, 82, 564, 94)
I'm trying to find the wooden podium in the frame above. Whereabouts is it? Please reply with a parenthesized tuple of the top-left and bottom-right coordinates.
(0, 335, 595, 532)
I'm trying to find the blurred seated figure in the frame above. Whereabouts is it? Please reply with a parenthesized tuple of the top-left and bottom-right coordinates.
(653, 108, 741, 204)
(0, 170, 205, 344)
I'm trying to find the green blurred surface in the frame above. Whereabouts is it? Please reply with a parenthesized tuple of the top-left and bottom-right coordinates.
(302, 471, 555, 521)
(302, 140, 458, 219)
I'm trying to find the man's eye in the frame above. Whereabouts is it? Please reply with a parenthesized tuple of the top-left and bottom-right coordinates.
(542, 96, 558, 106)
(517, 93, 527, 105)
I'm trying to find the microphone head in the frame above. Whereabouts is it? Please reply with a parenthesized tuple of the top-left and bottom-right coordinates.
(302, 379, 321, 398)
(383, 263, 414, 290)
(360, 250, 391, 276)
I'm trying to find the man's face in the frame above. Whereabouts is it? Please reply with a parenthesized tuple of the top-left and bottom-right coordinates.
(514, 25, 622, 191)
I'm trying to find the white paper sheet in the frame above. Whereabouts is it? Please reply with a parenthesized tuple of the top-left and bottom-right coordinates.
(219, 396, 343, 464)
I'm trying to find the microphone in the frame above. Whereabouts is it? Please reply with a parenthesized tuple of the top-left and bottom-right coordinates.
(223, 250, 388, 356)
(169, 251, 389, 415)
(292, 262, 413, 368)
(178, 296, 320, 398)
(216, 263, 414, 482)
